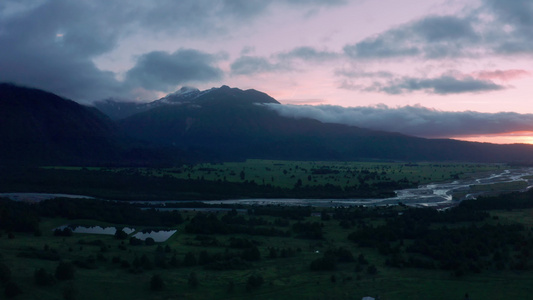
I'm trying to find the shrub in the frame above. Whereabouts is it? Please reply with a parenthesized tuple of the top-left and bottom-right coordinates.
(55, 262, 75, 280)
(4, 282, 22, 298)
(145, 237, 155, 246)
(114, 228, 128, 240)
(150, 274, 164, 291)
(0, 263, 11, 283)
(246, 274, 264, 291)
(34, 268, 55, 286)
(188, 272, 199, 288)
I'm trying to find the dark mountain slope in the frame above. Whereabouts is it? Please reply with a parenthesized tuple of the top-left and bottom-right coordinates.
(0, 83, 122, 165)
(119, 86, 533, 163)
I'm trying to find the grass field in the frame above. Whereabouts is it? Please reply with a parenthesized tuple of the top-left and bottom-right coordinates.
(47, 160, 504, 189)
(2, 205, 533, 300)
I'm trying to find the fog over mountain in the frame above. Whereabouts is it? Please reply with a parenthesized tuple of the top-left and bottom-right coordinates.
(264, 103, 533, 139)
(3, 83, 533, 165)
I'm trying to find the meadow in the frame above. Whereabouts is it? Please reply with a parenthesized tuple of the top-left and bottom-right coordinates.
(39, 160, 505, 200)
(2, 194, 533, 300)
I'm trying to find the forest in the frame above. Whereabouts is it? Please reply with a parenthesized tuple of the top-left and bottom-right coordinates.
(1, 187, 533, 299)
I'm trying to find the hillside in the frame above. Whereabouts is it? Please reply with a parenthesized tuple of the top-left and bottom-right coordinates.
(3, 83, 533, 165)
(0, 83, 123, 165)
(118, 86, 533, 163)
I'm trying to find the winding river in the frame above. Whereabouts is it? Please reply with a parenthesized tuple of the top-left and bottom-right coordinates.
(3, 167, 533, 208)
(205, 167, 533, 208)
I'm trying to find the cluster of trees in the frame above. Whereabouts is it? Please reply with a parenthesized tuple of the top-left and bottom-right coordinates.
(460, 189, 533, 210)
(0, 199, 40, 234)
(1, 165, 423, 201)
(1, 260, 76, 299)
(185, 212, 289, 237)
(40, 198, 184, 227)
(347, 200, 533, 276)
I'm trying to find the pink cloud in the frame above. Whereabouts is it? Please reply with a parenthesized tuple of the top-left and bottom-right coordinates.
(279, 98, 327, 105)
(474, 69, 531, 82)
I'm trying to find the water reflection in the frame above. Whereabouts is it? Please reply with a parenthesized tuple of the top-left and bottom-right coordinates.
(132, 230, 177, 242)
(204, 167, 533, 208)
(55, 225, 135, 235)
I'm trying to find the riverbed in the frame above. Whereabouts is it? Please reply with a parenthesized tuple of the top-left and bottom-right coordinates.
(3, 167, 533, 208)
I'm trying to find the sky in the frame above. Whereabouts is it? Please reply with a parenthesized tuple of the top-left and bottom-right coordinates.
(1, 0, 533, 144)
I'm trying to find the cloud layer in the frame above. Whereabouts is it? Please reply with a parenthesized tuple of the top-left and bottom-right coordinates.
(1, 0, 532, 110)
(125, 50, 223, 91)
(264, 103, 533, 138)
(0, 0, 343, 102)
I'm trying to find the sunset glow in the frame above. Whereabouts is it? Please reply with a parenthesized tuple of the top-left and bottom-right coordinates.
(452, 132, 533, 145)
(1, 0, 533, 144)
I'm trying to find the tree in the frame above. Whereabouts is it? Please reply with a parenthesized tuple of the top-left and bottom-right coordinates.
(129, 237, 143, 246)
(114, 228, 128, 240)
(227, 280, 235, 293)
(310, 256, 336, 271)
(34, 268, 55, 286)
(241, 246, 260, 261)
(55, 262, 75, 280)
(4, 282, 22, 298)
(367, 264, 378, 275)
(188, 272, 198, 288)
(246, 274, 264, 291)
(150, 274, 164, 291)
(63, 284, 77, 300)
(182, 252, 197, 266)
(0, 263, 11, 283)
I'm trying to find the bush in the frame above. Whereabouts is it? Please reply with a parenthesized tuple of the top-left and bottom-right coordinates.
(310, 256, 336, 271)
(246, 274, 264, 291)
(34, 268, 55, 286)
(55, 262, 75, 280)
(114, 228, 128, 240)
(150, 274, 164, 291)
(0, 263, 11, 283)
(188, 272, 199, 288)
(54, 227, 73, 237)
(129, 237, 143, 246)
(241, 246, 261, 261)
(182, 252, 197, 267)
(4, 282, 22, 298)
(63, 285, 77, 300)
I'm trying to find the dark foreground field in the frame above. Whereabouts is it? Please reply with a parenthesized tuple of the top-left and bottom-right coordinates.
(2, 189, 533, 300)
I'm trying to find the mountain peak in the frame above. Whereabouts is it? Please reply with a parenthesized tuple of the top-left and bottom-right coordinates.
(174, 86, 200, 95)
(158, 86, 201, 104)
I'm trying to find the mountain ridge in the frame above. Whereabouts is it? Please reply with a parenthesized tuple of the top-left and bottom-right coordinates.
(3, 83, 533, 165)
(93, 85, 279, 120)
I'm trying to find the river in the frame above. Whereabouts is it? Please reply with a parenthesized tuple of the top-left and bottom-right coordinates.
(3, 167, 533, 208)
(203, 167, 533, 208)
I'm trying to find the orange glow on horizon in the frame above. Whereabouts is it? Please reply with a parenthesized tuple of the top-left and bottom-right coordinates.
(450, 131, 533, 145)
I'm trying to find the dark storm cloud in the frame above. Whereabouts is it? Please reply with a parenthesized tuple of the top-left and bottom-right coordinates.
(0, 0, 347, 102)
(334, 69, 394, 78)
(264, 103, 533, 138)
(278, 46, 340, 62)
(344, 15, 479, 59)
(0, 0, 126, 102)
(125, 50, 223, 92)
(344, 0, 533, 62)
(483, 0, 533, 54)
(230, 56, 287, 75)
(370, 75, 505, 95)
(338, 73, 505, 95)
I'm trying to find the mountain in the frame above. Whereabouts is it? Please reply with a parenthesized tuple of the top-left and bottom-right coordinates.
(0, 83, 124, 165)
(3, 83, 533, 166)
(93, 86, 268, 120)
(118, 85, 533, 163)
